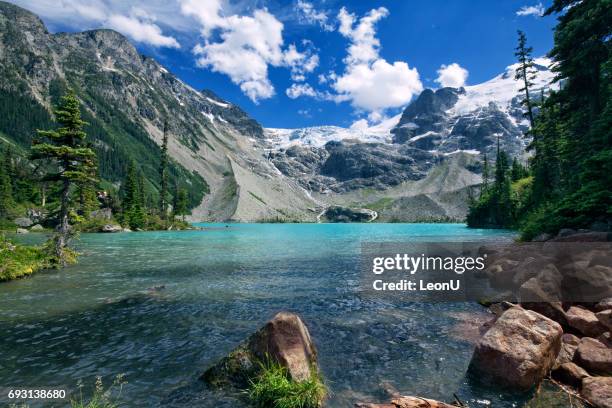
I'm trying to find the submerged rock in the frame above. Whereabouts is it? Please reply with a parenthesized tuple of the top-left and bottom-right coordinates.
(355, 396, 457, 408)
(468, 306, 562, 390)
(202, 312, 318, 387)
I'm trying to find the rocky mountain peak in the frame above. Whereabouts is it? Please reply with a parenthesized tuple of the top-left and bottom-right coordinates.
(0, 1, 47, 36)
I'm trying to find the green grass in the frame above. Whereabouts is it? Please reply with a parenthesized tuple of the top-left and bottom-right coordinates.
(248, 360, 326, 408)
(0, 235, 54, 281)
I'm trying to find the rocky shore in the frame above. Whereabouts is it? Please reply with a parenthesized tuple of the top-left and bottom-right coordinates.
(199, 230, 611, 408)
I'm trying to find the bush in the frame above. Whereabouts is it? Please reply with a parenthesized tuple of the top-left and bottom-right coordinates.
(248, 360, 326, 408)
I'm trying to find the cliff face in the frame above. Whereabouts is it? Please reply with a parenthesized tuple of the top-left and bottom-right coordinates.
(0, 1, 317, 221)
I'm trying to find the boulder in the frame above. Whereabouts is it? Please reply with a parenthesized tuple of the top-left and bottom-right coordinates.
(533, 233, 552, 242)
(595, 298, 612, 312)
(468, 306, 562, 390)
(90, 208, 112, 220)
(581, 377, 612, 408)
(574, 337, 612, 375)
(558, 228, 577, 237)
(30, 224, 44, 231)
(16, 228, 29, 234)
(100, 224, 123, 233)
(555, 333, 580, 367)
(355, 397, 457, 408)
(599, 332, 612, 348)
(598, 310, 612, 331)
(567, 306, 607, 337)
(550, 232, 611, 242)
(562, 264, 612, 303)
(552, 362, 590, 388)
(202, 312, 318, 387)
(13, 217, 33, 227)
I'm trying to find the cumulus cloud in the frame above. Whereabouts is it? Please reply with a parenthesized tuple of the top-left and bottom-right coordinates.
(331, 7, 422, 119)
(296, 0, 334, 31)
(435, 63, 468, 88)
(9, 0, 180, 48)
(183, 0, 318, 102)
(106, 14, 179, 48)
(286, 83, 318, 99)
(516, 3, 545, 17)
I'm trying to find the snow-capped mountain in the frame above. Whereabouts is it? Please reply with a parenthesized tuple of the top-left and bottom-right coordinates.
(264, 58, 555, 221)
(265, 58, 555, 154)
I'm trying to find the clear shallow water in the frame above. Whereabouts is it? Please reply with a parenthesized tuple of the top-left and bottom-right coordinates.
(0, 224, 528, 407)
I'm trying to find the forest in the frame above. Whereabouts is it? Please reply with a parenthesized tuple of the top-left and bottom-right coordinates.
(467, 0, 611, 240)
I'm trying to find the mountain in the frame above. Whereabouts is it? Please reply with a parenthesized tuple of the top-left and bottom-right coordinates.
(0, 1, 317, 222)
(0, 2, 554, 222)
(262, 59, 554, 221)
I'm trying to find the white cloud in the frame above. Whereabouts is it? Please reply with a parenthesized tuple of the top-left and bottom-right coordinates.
(516, 3, 545, 17)
(183, 1, 318, 102)
(286, 83, 318, 99)
(283, 44, 319, 82)
(9, 0, 180, 48)
(333, 59, 422, 112)
(106, 14, 180, 48)
(331, 7, 423, 119)
(296, 0, 334, 31)
(435, 63, 468, 88)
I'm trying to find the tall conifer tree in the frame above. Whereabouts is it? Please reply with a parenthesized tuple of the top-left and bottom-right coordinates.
(31, 89, 97, 264)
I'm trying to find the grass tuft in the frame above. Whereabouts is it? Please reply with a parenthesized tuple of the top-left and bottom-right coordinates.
(70, 374, 127, 408)
(248, 360, 326, 408)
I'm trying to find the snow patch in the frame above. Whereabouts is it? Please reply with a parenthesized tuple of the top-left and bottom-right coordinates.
(206, 97, 230, 108)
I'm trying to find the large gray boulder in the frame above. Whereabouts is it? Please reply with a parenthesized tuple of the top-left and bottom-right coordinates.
(100, 224, 122, 233)
(469, 306, 563, 390)
(14, 217, 33, 227)
(202, 312, 318, 387)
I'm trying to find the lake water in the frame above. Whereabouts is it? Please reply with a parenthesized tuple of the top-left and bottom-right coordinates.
(0, 223, 530, 407)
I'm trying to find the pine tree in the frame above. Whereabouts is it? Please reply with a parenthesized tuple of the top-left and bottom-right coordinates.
(121, 161, 145, 229)
(514, 30, 537, 129)
(31, 89, 97, 264)
(510, 158, 528, 182)
(481, 154, 489, 195)
(174, 187, 188, 222)
(0, 148, 14, 218)
(159, 120, 169, 219)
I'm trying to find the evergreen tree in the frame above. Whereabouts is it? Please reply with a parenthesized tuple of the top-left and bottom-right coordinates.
(121, 161, 145, 229)
(481, 154, 489, 195)
(159, 120, 169, 219)
(510, 158, 528, 182)
(0, 148, 14, 218)
(31, 89, 97, 264)
(515, 30, 537, 129)
(174, 187, 188, 222)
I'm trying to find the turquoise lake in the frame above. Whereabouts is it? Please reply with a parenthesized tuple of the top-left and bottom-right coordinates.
(0, 223, 530, 407)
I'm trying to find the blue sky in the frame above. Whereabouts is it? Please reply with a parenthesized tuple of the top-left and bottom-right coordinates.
(10, 0, 557, 128)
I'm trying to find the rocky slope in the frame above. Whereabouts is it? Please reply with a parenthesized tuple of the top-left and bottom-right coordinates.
(0, 1, 317, 222)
